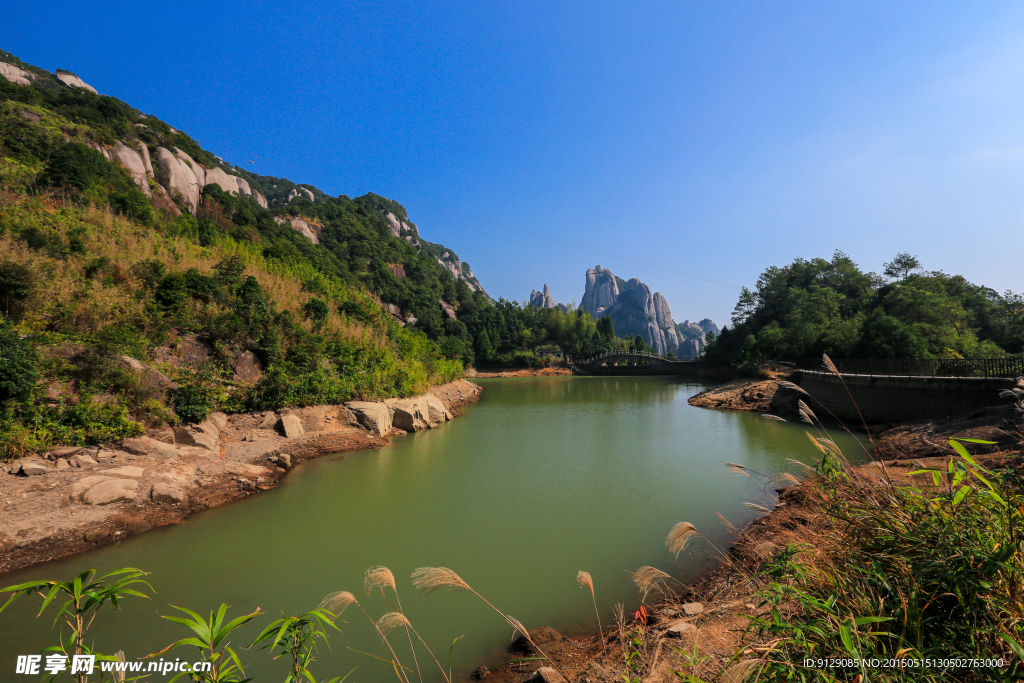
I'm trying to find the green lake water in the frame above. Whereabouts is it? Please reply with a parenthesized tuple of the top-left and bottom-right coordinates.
(0, 376, 868, 681)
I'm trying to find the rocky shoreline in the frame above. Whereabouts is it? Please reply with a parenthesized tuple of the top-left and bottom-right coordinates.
(0, 379, 482, 577)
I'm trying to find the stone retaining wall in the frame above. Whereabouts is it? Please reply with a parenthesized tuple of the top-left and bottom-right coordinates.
(796, 371, 1015, 423)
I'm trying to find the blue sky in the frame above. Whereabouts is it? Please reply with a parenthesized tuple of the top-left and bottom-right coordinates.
(5, 1, 1022, 326)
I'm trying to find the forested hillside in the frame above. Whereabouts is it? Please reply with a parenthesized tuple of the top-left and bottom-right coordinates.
(707, 251, 1023, 369)
(0, 51, 619, 457)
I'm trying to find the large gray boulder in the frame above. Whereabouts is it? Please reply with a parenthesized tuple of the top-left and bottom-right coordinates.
(287, 187, 315, 203)
(278, 413, 305, 438)
(388, 398, 433, 431)
(111, 143, 151, 196)
(273, 216, 319, 244)
(137, 142, 154, 178)
(82, 479, 138, 505)
(234, 177, 252, 196)
(174, 419, 220, 451)
(439, 299, 457, 320)
(19, 460, 49, 476)
(232, 351, 262, 384)
(205, 166, 239, 194)
(174, 150, 205, 186)
(346, 401, 393, 436)
(0, 62, 33, 86)
(55, 70, 97, 93)
(151, 482, 187, 504)
(423, 395, 452, 423)
(156, 147, 200, 213)
(253, 191, 268, 209)
(119, 356, 178, 391)
(120, 437, 177, 458)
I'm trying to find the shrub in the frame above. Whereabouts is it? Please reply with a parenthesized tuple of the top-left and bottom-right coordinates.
(0, 322, 38, 404)
(171, 380, 215, 424)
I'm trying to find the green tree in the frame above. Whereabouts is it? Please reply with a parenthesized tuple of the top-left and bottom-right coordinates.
(0, 321, 38, 403)
(883, 252, 922, 281)
(0, 261, 32, 319)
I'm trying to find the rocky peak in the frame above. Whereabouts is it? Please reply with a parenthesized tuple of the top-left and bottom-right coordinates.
(579, 265, 716, 358)
(55, 69, 97, 94)
(530, 284, 558, 309)
(581, 266, 620, 316)
(697, 318, 720, 337)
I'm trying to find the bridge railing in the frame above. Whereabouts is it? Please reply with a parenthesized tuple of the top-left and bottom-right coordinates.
(787, 356, 1024, 379)
(576, 350, 703, 365)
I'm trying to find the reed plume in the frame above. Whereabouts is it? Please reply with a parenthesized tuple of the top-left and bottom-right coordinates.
(744, 502, 771, 513)
(725, 462, 770, 494)
(716, 512, 739, 534)
(797, 400, 816, 424)
(377, 612, 411, 636)
(366, 566, 423, 683)
(776, 472, 801, 486)
(318, 591, 358, 619)
(577, 571, 603, 636)
(365, 566, 397, 594)
(778, 380, 809, 395)
(411, 567, 569, 682)
(631, 566, 672, 599)
(822, 354, 841, 377)
(721, 659, 762, 683)
(762, 414, 787, 422)
(666, 522, 700, 558)
(410, 567, 471, 595)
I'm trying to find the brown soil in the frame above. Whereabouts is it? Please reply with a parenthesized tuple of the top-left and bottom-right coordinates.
(687, 377, 781, 412)
(0, 380, 483, 577)
(874, 404, 1020, 460)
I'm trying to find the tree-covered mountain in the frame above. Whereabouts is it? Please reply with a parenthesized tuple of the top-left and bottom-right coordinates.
(0, 50, 626, 457)
(706, 251, 1023, 370)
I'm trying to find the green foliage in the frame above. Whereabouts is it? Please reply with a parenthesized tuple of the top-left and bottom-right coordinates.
(747, 437, 1024, 682)
(0, 400, 144, 460)
(171, 380, 215, 425)
(713, 251, 1022, 365)
(0, 567, 152, 681)
(252, 608, 346, 683)
(0, 320, 38, 403)
(151, 604, 260, 683)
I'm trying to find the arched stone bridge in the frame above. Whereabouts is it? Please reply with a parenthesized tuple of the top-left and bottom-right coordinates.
(571, 351, 705, 376)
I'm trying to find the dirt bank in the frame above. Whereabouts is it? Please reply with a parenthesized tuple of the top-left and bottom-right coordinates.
(467, 367, 572, 378)
(686, 377, 785, 412)
(0, 380, 482, 577)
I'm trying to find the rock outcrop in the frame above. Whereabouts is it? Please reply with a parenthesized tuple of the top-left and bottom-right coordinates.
(232, 351, 262, 384)
(273, 216, 321, 244)
(579, 265, 716, 358)
(287, 187, 315, 203)
(156, 147, 201, 213)
(0, 62, 34, 86)
(205, 166, 238, 194)
(111, 142, 151, 196)
(530, 284, 558, 309)
(55, 70, 97, 93)
(698, 318, 720, 338)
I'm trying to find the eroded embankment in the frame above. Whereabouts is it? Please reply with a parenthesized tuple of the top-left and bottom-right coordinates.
(0, 379, 482, 576)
